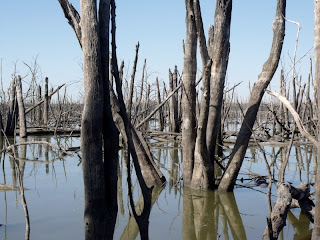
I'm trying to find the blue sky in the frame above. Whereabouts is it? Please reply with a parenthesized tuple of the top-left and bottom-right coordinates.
(0, 1, 316, 101)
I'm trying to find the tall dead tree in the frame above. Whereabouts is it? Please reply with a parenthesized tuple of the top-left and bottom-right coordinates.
(169, 66, 179, 132)
(43, 77, 49, 125)
(5, 77, 18, 136)
(16, 76, 27, 138)
(190, 0, 214, 189)
(219, 0, 286, 191)
(206, 0, 232, 166)
(58, 0, 119, 239)
(182, 0, 197, 186)
(312, 0, 320, 239)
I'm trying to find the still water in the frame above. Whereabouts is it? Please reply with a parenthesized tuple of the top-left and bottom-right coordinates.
(0, 136, 314, 239)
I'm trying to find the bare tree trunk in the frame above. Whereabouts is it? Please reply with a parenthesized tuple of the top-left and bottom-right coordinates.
(169, 66, 179, 132)
(156, 77, 164, 131)
(6, 77, 17, 136)
(16, 76, 27, 138)
(182, 0, 197, 186)
(37, 86, 42, 125)
(206, 0, 232, 162)
(43, 77, 49, 126)
(80, 1, 109, 238)
(59, 0, 120, 238)
(219, 0, 286, 191)
(126, 43, 139, 120)
(190, 0, 214, 189)
(99, 0, 119, 237)
(312, 0, 320, 239)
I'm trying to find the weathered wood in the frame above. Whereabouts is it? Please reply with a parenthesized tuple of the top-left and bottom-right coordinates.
(156, 77, 164, 131)
(5, 77, 17, 136)
(16, 76, 27, 138)
(182, 0, 197, 186)
(25, 84, 65, 115)
(262, 183, 292, 240)
(313, 1, 320, 238)
(219, 0, 286, 191)
(206, 0, 232, 163)
(126, 43, 139, 120)
(43, 77, 49, 125)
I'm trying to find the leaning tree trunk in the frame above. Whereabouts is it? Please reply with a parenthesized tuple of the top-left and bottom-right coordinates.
(182, 0, 197, 186)
(206, 0, 232, 163)
(219, 0, 286, 192)
(312, 0, 320, 239)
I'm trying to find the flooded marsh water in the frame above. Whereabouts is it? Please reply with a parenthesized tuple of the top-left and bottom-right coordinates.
(0, 136, 315, 239)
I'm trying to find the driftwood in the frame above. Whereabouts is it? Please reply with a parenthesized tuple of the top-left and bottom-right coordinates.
(263, 182, 314, 240)
(263, 183, 292, 240)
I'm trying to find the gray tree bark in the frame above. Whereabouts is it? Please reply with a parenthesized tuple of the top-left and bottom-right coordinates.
(43, 77, 49, 126)
(16, 76, 27, 138)
(182, 0, 197, 186)
(58, 0, 118, 238)
(190, 0, 215, 189)
(80, 1, 108, 239)
(5, 77, 17, 136)
(312, 0, 320, 239)
(219, 0, 286, 191)
(206, 0, 232, 163)
(169, 66, 179, 132)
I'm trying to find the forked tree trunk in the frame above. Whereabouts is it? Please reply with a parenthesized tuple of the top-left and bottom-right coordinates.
(16, 76, 27, 138)
(182, 0, 197, 186)
(312, 0, 320, 239)
(191, 0, 214, 189)
(206, 0, 232, 162)
(219, 0, 286, 192)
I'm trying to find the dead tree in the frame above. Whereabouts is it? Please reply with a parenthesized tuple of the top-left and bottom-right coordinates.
(190, 0, 214, 189)
(312, 0, 320, 238)
(206, 0, 232, 164)
(58, 0, 119, 238)
(43, 77, 49, 126)
(182, 0, 197, 186)
(5, 77, 18, 136)
(219, 0, 286, 191)
(16, 76, 27, 138)
(169, 66, 179, 132)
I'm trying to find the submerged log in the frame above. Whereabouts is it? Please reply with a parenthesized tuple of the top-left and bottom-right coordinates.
(263, 183, 292, 240)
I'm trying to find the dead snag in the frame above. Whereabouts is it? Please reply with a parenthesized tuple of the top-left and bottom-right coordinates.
(16, 76, 27, 138)
(169, 66, 179, 132)
(219, 0, 286, 192)
(5, 77, 18, 136)
(206, 0, 232, 164)
(156, 77, 164, 131)
(182, 0, 197, 186)
(313, 1, 320, 238)
(43, 77, 49, 126)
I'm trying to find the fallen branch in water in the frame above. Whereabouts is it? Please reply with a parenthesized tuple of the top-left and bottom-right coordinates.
(1, 141, 72, 156)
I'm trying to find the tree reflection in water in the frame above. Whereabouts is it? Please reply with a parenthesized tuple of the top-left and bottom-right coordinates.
(182, 189, 246, 240)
